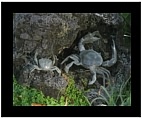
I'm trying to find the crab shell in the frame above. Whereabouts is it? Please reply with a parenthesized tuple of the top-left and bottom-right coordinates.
(38, 58, 53, 70)
(80, 50, 103, 69)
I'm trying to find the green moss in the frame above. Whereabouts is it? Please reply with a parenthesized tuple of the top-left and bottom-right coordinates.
(13, 75, 90, 106)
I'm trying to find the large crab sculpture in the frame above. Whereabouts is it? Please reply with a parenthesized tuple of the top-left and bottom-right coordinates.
(29, 51, 61, 76)
(61, 31, 117, 86)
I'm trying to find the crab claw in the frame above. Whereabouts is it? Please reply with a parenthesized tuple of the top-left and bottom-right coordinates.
(102, 39, 117, 67)
(79, 32, 100, 52)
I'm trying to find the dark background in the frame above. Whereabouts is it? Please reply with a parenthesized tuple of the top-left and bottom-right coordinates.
(1, 2, 141, 117)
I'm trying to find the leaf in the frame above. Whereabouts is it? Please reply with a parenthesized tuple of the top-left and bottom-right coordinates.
(31, 103, 46, 106)
(64, 97, 68, 106)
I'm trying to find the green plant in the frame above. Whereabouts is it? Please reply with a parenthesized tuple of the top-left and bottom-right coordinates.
(120, 13, 131, 36)
(13, 75, 90, 106)
(91, 76, 131, 106)
(63, 76, 90, 106)
(13, 79, 47, 106)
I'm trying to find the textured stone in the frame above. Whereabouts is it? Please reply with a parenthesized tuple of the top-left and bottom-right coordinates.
(13, 13, 130, 100)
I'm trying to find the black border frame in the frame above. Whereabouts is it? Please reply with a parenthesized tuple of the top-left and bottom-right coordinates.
(1, 2, 141, 117)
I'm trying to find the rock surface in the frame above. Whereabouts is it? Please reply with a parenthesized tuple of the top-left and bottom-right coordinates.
(13, 13, 131, 102)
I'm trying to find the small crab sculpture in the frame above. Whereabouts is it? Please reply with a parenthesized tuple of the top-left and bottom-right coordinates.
(61, 31, 117, 85)
(29, 51, 61, 76)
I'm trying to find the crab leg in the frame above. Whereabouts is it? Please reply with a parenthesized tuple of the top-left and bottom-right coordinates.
(52, 55, 57, 65)
(99, 68, 110, 81)
(28, 64, 43, 78)
(88, 66, 97, 85)
(30, 65, 42, 73)
(96, 69, 106, 86)
(65, 61, 80, 73)
(34, 51, 38, 65)
(97, 67, 110, 86)
(99, 67, 111, 77)
(51, 66, 61, 76)
(88, 71, 97, 85)
(102, 39, 117, 67)
(61, 54, 80, 73)
(61, 54, 79, 65)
